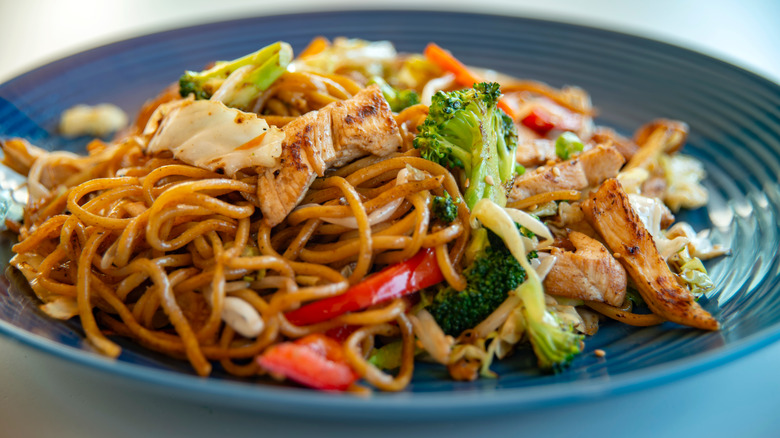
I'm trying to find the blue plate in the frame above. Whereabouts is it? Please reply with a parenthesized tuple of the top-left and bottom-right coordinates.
(0, 11, 779, 420)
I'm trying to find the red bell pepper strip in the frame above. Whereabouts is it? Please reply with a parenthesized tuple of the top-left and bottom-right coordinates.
(521, 107, 557, 136)
(257, 334, 358, 391)
(521, 106, 583, 137)
(423, 42, 518, 120)
(285, 247, 443, 326)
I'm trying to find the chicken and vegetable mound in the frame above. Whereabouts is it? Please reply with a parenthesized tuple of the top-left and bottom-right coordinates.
(0, 38, 727, 392)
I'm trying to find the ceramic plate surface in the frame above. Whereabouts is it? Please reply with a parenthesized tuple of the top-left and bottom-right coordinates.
(0, 10, 779, 420)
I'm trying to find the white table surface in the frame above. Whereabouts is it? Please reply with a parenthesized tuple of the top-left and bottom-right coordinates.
(1, 1, 779, 437)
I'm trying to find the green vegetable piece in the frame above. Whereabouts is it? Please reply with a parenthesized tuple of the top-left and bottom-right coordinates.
(369, 76, 420, 112)
(179, 41, 293, 109)
(431, 192, 459, 224)
(669, 247, 715, 298)
(555, 131, 584, 160)
(414, 82, 519, 209)
(428, 230, 527, 337)
(368, 340, 405, 370)
(463, 227, 489, 267)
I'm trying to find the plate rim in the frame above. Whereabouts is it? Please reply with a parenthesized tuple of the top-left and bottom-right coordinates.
(3, 314, 780, 419)
(1, 9, 778, 92)
(1, 9, 779, 419)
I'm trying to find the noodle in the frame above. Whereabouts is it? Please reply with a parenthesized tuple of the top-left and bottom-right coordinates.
(584, 301, 666, 327)
(507, 190, 581, 210)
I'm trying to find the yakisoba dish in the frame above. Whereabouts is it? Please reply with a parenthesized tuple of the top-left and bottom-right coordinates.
(0, 38, 727, 392)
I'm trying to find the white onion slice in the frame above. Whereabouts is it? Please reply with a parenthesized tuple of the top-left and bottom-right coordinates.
(221, 296, 265, 338)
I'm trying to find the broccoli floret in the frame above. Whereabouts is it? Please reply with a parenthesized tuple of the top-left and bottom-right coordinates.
(414, 82, 518, 209)
(179, 41, 293, 109)
(369, 76, 420, 112)
(523, 312, 584, 372)
(471, 199, 583, 372)
(428, 231, 527, 337)
(431, 192, 459, 224)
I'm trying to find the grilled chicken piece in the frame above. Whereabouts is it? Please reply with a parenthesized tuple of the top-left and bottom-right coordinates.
(634, 119, 688, 154)
(581, 178, 719, 330)
(516, 139, 556, 167)
(509, 144, 625, 201)
(624, 119, 688, 171)
(510, 158, 587, 201)
(257, 85, 403, 226)
(256, 133, 317, 227)
(544, 231, 627, 306)
(589, 126, 640, 161)
(577, 144, 626, 187)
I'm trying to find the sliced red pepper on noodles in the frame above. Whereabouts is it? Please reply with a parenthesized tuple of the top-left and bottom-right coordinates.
(285, 247, 443, 326)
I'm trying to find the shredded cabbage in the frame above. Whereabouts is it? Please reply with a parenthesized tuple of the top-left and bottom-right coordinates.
(616, 167, 650, 194)
(661, 154, 708, 211)
(666, 221, 729, 260)
(628, 194, 688, 259)
(668, 246, 715, 297)
(145, 99, 284, 176)
(291, 38, 396, 77)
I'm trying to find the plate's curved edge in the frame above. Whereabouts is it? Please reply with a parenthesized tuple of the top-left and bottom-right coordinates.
(0, 9, 779, 419)
(3, 311, 780, 420)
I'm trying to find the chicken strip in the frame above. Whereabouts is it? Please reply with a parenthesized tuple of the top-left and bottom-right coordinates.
(581, 178, 719, 330)
(544, 231, 627, 306)
(257, 85, 403, 226)
(577, 144, 626, 187)
(509, 143, 625, 201)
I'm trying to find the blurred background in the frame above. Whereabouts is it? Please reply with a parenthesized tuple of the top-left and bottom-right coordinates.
(1, 1, 779, 437)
